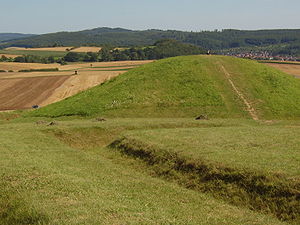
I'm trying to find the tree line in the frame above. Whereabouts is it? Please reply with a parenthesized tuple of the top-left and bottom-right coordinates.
(0, 40, 206, 64)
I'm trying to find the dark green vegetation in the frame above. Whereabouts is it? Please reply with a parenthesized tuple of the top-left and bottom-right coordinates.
(63, 39, 205, 62)
(0, 33, 35, 42)
(27, 55, 300, 119)
(1, 28, 300, 56)
(18, 68, 59, 72)
(0, 39, 205, 64)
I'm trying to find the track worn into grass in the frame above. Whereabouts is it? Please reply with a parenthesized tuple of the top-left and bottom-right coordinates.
(220, 64, 259, 121)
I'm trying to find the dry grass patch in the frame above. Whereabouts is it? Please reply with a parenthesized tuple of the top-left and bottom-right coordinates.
(70, 47, 102, 52)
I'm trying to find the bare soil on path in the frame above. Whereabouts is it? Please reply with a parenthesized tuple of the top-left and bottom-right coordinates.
(219, 64, 259, 121)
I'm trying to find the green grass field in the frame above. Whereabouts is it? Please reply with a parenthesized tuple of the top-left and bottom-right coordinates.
(0, 115, 293, 225)
(1, 55, 299, 224)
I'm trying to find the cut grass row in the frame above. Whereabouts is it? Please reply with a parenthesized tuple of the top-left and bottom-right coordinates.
(0, 117, 287, 225)
(110, 120, 300, 222)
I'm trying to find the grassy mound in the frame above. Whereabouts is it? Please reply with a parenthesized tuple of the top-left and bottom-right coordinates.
(27, 55, 300, 119)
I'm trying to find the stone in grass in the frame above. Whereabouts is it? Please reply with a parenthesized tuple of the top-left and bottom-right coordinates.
(195, 114, 209, 120)
(47, 121, 58, 126)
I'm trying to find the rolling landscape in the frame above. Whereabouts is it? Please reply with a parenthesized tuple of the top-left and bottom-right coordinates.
(0, 1, 300, 224)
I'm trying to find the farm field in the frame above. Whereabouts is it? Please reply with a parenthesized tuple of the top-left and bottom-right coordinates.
(264, 62, 300, 78)
(0, 55, 299, 224)
(0, 60, 152, 110)
(0, 46, 103, 58)
(4, 46, 102, 52)
(0, 76, 70, 110)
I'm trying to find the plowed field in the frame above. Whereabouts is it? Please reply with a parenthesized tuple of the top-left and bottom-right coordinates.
(0, 76, 70, 110)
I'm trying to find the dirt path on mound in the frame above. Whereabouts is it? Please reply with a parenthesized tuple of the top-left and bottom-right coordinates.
(219, 64, 259, 121)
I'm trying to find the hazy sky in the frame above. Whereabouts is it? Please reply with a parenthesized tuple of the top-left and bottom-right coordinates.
(0, 0, 299, 34)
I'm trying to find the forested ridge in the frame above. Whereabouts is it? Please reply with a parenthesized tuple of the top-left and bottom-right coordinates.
(1, 28, 299, 56)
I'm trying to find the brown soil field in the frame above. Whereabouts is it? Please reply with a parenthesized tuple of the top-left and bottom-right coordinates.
(0, 60, 152, 110)
(265, 63, 300, 78)
(0, 76, 70, 110)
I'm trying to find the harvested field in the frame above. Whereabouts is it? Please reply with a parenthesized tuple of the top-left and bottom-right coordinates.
(59, 60, 153, 71)
(0, 76, 70, 110)
(41, 72, 121, 106)
(4, 46, 71, 52)
(4, 46, 101, 52)
(71, 46, 102, 52)
(0, 70, 125, 109)
(265, 63, 300, 78)
(0, 62, 60, 71)
(0, 60, 152, 110)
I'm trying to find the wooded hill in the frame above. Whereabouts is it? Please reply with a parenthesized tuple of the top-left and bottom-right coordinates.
(0, 33, 35, 42)
(1, 28, 300, 56)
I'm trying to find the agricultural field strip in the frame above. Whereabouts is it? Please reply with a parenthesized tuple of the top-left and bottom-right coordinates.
(219, 63, 259, 120)
(263, 63, 300, 78)
(0, 76, 70, 110)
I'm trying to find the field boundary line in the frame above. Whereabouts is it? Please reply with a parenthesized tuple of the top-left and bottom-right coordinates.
(219, 64, 259, 121)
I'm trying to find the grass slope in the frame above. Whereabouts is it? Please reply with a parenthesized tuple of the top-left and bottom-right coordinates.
(27, 55, 300, 119)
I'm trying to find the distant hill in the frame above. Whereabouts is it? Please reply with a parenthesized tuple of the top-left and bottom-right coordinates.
(0, 33, 35, 42)
(1, 28, 300, 56)
(27, 55, 300, 119)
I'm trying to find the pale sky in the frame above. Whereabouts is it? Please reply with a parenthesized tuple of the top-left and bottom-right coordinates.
(0, 0, 299, 34)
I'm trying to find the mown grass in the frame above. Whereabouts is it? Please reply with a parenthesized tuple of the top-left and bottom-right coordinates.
(110, 120, 300, 222)
(0, 118, 287, 224)
(26, 55, 300, 119)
